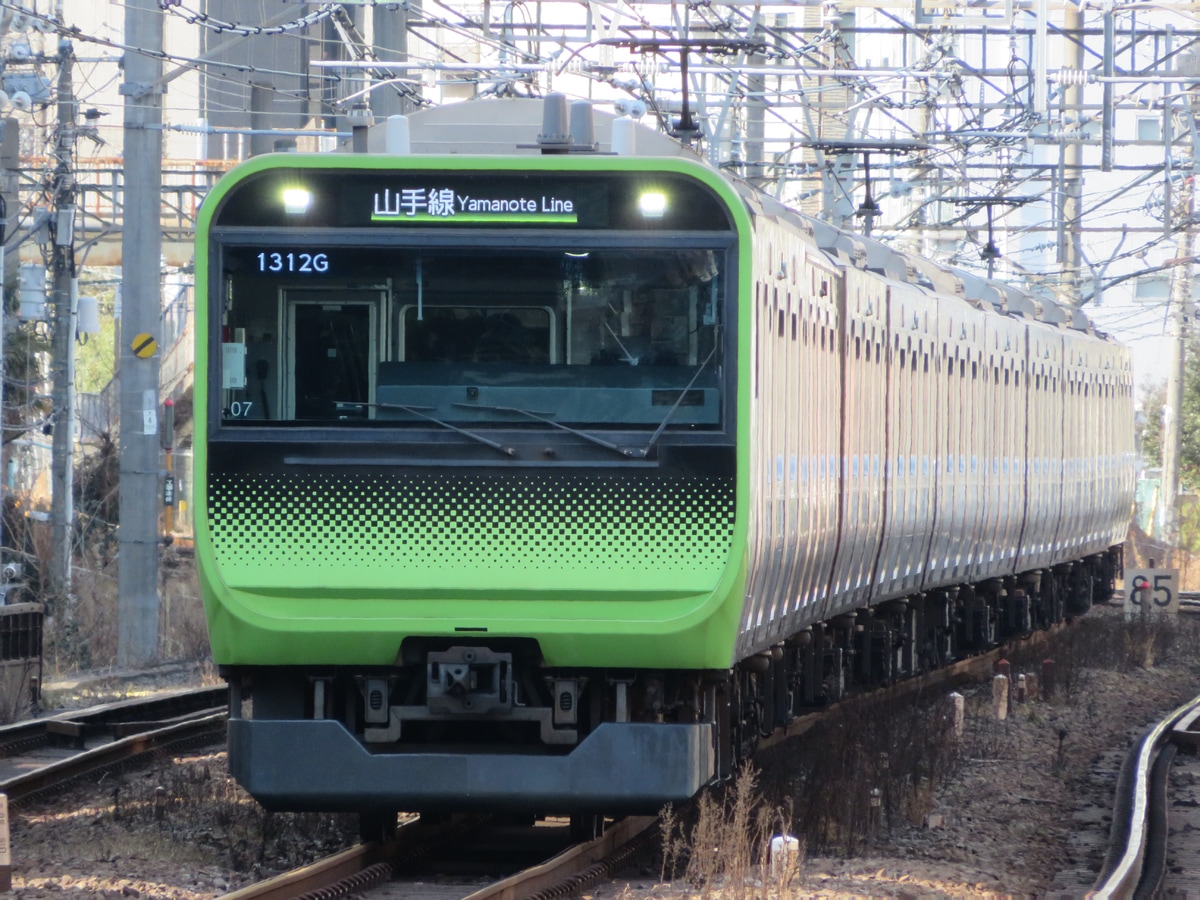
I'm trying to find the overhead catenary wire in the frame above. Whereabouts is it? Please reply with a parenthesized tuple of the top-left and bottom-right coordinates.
(0, 0, 1186, 314)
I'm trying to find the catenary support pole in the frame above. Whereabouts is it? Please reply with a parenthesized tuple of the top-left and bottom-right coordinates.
(1059, 2, 1084, 305)
(372, 2, 420, 119)
(118, 0, 163, 666)
(1160, 118, 1194, 546)
(0, 116, 14, 559)
(48, 44, 75, 601)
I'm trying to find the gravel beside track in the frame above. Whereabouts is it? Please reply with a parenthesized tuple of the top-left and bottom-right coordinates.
(598, 623, 1200, 898)
(1163, 730, 1200, 896)
(8, 661, 357, 899)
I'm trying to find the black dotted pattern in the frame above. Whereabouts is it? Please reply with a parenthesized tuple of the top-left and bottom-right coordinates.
(208, 473, 735, 576)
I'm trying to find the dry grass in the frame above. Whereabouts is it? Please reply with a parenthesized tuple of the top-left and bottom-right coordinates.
(661, 767, 801, 900)
(30, 531, 208, 677)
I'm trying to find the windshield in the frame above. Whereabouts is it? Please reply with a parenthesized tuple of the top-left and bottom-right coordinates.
(215, 243, 727, 431)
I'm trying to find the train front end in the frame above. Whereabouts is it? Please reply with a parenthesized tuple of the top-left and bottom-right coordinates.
(194, 154, 750, 815)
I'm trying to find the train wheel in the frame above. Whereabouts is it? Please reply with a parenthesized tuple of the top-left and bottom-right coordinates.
(569, 814, 604, 841)
(359, 810, 398, 842)
(497, 812, 537, 826)
(1066, 567, 1093, 615)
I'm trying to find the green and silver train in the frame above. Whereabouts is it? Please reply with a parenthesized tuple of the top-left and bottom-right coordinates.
(195, 99, 1134, 826)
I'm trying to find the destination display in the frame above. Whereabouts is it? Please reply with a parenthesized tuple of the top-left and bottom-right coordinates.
(372, 187, 577, 223)
(212, 169, 734, 232)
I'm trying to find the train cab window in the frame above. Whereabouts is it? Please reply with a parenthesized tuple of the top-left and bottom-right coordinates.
(402, 307, 553, 363)
(215, 243, 727, 432)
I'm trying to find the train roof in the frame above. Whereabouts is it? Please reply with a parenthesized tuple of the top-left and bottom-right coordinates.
(744, 188, 1093, 335)
(371, 96, 698, 158)
(360, 97, 1098, 336)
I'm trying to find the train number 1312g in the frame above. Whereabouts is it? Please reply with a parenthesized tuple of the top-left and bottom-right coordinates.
(257, 251, 330, 273)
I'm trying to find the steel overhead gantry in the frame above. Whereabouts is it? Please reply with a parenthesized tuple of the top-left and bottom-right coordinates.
(139, 0, 1200, 297)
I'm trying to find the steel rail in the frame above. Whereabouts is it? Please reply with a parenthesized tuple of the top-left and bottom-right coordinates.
(0, 711, 228, 802)
(218, 840, 398, 900)
(219, 815, 506, 900)
(211, 616, 1089, 900)
(467, 816, 657, 900)
(0, 685, 231, 803)
(218, 815, 659, 900)
(1, 683, 225, 734)
(225, 640, 1046, 899)
(1174, 592, 1200, 613)
(220, 640, 1032, 900)
(1090, 692, 1200, 899)
(0, 685, 227, 757)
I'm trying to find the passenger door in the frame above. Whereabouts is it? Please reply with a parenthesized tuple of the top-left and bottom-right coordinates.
(283, 289, 387, 420)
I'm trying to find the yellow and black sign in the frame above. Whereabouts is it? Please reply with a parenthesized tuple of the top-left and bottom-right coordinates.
(132, 333, 157, 358)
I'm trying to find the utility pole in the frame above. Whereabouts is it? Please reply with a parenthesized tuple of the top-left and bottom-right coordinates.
(1059, 2, 1085, 305)
(372, 2, 421, 119)
(118, 0, 163, 666)
(48, 42, 75, 601)
(1159, 96, 1196, 546)
(0, 116, 17, 559)
(1156, 23, 1192, 547)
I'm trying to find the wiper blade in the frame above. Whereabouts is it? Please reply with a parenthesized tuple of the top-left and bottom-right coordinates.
(640, 338, 720, 456)
(338, 401, 516, 457)
(604, 321, 640, 365)
(452, 403, 646, 459)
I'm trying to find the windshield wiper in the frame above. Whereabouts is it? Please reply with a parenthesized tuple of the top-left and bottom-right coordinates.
(452, 403, 646, 459)
(337, 401, 516, 457)
(639, 338, 720, 456)
(604, 321, 640, 365)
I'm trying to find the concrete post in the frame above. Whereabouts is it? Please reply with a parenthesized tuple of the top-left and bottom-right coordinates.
(49, 46, 75, 601)
(118, 0, 163, 666)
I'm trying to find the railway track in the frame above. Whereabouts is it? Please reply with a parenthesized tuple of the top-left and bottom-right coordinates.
(217, 638, 1040, 900)
(0, 685, 228, 803)
(0, 608, 1186, 897)
(1176, 591, 1200, 614)
(220, 815, 659, 900)
(1161, 721, 1200, 895)
(1090, 690, 1200, 898)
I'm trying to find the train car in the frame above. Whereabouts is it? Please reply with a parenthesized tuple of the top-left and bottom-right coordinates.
(194, 98, 1135, 828)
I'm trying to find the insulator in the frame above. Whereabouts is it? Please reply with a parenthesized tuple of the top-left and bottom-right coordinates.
(1053, 68, 1090, 86)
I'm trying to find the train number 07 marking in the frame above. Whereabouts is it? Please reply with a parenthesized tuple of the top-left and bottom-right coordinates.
(257, 251, 330, 274)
